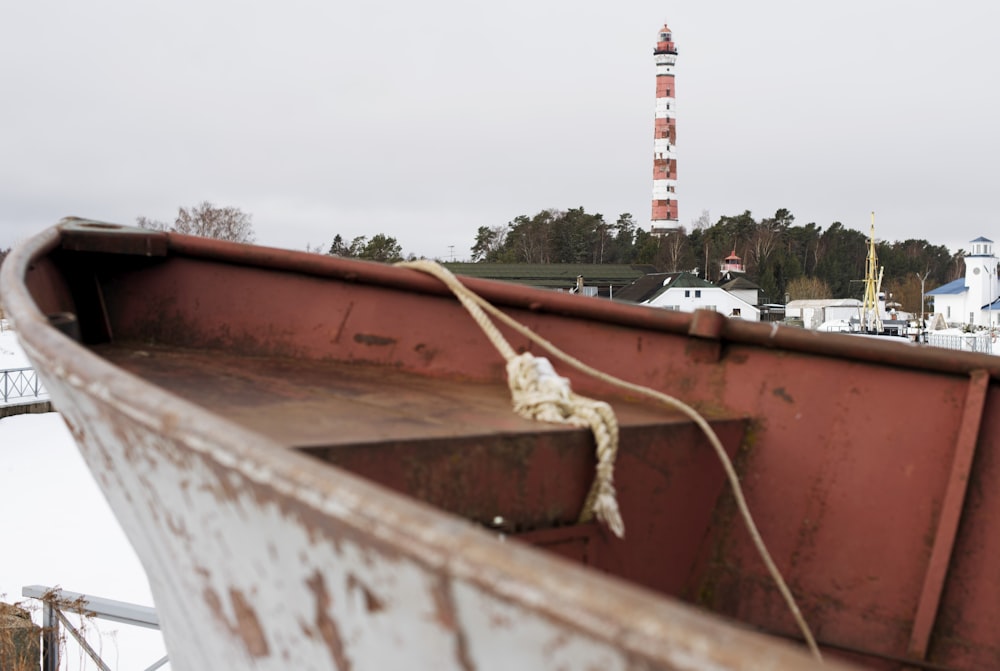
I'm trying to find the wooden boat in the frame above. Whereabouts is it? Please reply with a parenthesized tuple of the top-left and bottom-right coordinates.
(3, 219, 999, 670)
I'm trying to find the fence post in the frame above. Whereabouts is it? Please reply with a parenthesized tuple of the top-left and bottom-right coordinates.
(41, 601, 59, 671)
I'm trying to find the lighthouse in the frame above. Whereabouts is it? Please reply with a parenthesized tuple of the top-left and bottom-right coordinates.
(650, 23, 678, 236)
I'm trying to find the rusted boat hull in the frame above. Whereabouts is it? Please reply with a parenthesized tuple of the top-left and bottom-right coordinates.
(4, 220, 1000, 670)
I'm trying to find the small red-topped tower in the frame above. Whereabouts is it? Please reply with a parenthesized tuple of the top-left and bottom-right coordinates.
(721, 249, 746, 275)
(650, 23, 678, 236)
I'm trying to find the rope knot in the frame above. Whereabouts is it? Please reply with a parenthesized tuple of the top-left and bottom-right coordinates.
(506, 353, 574, 422)
(506, 353, 624, 538)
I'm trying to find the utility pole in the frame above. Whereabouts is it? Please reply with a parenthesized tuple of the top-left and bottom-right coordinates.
(916, 270, 930, 341)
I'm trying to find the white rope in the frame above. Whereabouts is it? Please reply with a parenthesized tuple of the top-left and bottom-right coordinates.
(397, 260, 624, 537)
(396, 259, 822, 661)
(506, 353, 624, 536)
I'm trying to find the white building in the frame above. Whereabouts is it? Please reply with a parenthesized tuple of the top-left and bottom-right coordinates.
(786, 296, 910, 333)
(615, 272, 760, 321)
(718, 275, 760, 307)
(785, 299, 863, 330)
(927, 236, 1000, 327)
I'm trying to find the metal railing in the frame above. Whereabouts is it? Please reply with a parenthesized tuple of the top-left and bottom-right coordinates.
(22, 585, 167, 671)
(1, 367, 48, 404)
(926, 332, 994, 355)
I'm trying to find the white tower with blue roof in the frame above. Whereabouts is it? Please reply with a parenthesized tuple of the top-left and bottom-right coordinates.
(927, 237, 1000, 327)
(964, 236, 998, 326)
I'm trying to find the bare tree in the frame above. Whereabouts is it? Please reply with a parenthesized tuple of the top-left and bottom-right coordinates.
(748, 224, 781, 270)
(691, 209, 711, 231)
(786, 276, 832, 300)
(137, 201, 255, 243)
(660, 230, 687, 272)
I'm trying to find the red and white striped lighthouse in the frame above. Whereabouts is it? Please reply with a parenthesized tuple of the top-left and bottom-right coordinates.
(650, 23, 678, 235)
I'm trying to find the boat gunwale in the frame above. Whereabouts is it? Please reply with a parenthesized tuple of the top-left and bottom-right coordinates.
(161, 223, 1000, 380)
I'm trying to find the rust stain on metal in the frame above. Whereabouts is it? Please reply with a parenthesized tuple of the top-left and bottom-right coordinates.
(332, 301, 354, 344)
(772, 387, 794, 404)
(61, 415, 87, 446)
(489, 609, 515, 629)
(430, 576, 475, 671)
(429, 576, 457, 630)
(229, 589, 269, 657)
(353, 333, 396, 346)
(203, 587, 270, 658)
(306, 570, 351, 670)
(413, 343, 438, 365)
(346, 574, 385, 613)
(727, 350, 749, 364)
(165, 512, 192, 542)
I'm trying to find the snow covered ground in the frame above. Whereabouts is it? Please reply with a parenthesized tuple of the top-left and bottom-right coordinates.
(0, 321, 30, 369)
(0, 326, 169, 669)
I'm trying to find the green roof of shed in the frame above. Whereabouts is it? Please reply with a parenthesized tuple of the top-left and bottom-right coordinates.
(442, 263, 656, 290)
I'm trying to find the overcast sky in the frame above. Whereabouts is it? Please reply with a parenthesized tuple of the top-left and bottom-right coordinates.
(3, 1, 998, 261)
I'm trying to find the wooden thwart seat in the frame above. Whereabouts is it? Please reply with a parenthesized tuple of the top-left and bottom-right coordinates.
(95, 341, 749, 600)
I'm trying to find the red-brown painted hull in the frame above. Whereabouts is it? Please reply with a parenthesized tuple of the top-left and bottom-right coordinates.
(4, 219, 998, 669)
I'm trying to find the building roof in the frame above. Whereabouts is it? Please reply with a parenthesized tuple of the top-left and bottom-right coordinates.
(665, 272, 715, 288)
(970, 236, 994, 243)
(613, 272, 713, 303)
(785, 298, 861, 308)
(612, 273, 673, 303)
(719, 276, 761, 292)
(442, 263, 655, 291)
(926, 278, 967, 296)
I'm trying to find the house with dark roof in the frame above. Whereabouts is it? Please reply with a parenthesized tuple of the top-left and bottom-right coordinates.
(927, 236, 1000, 327)
(718, 275, 761, 307)
(614, 272, 760, 320)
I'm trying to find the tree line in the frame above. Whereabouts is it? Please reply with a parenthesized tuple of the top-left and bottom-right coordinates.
(54, 200, 962, 315)
(471, 207, 961, 312)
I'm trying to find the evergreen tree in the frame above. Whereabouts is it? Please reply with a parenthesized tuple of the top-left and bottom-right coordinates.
(470, 225, 507, 262)
(327, 233, 404, 262)
(358, 234, 403, 262)
(814, 222, 868, 298)
(609, 213, 638, 263)
(329, 234, 350, 256)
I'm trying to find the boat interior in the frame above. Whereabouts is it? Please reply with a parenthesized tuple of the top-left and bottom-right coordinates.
(25, 225, 769, 614)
